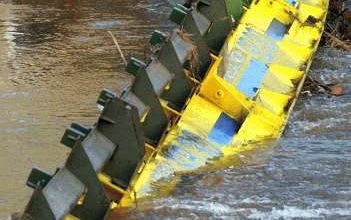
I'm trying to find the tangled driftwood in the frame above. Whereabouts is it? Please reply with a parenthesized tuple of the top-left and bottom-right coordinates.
(324, 0, 351, 50)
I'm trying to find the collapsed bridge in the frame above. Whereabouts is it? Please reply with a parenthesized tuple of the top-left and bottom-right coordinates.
(17, 0, 329, 219)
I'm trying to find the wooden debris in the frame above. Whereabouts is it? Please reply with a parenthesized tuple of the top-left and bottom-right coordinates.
(324, 0, 351, 50)
(108, 31, 128, 66)
(304, 76, 347, 97)
(324, 32, 351, 50)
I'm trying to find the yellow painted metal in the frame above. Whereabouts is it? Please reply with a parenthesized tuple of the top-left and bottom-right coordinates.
(199, 56, 250, 120)
(64, 215, 80, 220)
(262, 65, 304, 94)
(98, 173, 127, 195)
(103, 0, 329, 209)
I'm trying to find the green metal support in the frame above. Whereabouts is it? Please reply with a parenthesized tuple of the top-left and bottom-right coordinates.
(150, 30, 195, 110)
(197, 0, 239, 53)
(169, 6, 188, 25)
(126, 57, 170, 145)
(170, 4, 212, 79)
(96, 97, 145, 189)
(20, 1, 251, 219)
(65, 131, 114, 220)
(150, 30, 167, 46)
(26, 168, 52, 189)
(226, 0, 244, 22)
(24, 168, 86, 220)
(61, 127, 86, 149)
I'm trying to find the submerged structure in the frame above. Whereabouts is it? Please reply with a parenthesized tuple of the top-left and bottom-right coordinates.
(19, 0, 329, 219)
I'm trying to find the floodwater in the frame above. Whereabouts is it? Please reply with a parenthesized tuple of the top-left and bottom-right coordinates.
(116, 47, 351, 219)
(0, 0, 172, 217)
(0, 0, 350, 219)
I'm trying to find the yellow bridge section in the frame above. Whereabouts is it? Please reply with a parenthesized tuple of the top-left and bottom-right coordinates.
(115, 0, 329, 208)
(20, 1, 330, 219)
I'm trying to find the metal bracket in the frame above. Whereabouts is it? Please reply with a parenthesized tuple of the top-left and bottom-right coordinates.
(126, 57, 170, 145)
(97, 97, 145, 189)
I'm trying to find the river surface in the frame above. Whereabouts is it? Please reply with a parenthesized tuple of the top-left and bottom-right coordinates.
(0, 1, 350, 219)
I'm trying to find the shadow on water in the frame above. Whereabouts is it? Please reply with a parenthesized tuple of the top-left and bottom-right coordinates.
(0, 0, 350, 219)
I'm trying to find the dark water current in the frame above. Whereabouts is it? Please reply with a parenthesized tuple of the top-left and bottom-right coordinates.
(0, 1, 350, 219)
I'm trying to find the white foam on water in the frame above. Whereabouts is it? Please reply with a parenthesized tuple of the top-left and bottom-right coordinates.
(155, 198, 233, 216)
(241, 196, 273, 204)
(248, 206, 351, 219)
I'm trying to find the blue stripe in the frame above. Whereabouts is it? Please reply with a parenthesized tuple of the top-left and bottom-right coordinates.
(236, 59, 268, 98)
(266, 19, 287, 41)
(208, 113, 240, 145)
(287, 0, 297, 5)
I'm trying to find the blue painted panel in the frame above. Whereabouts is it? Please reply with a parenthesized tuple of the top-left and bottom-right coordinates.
(266, 19, 287, 41)
(164, 145, 203, 169)
(287, 0, 297, 5)
(208, 113, 240, 145)
(165, 145, 202, 162)
(237, 28, 278, 63)
(236, 59, 268, 98)
(178, 131, 222, 156)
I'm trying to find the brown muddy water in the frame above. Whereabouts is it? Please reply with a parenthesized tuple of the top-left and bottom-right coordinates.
(0, 0, 350, 219)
